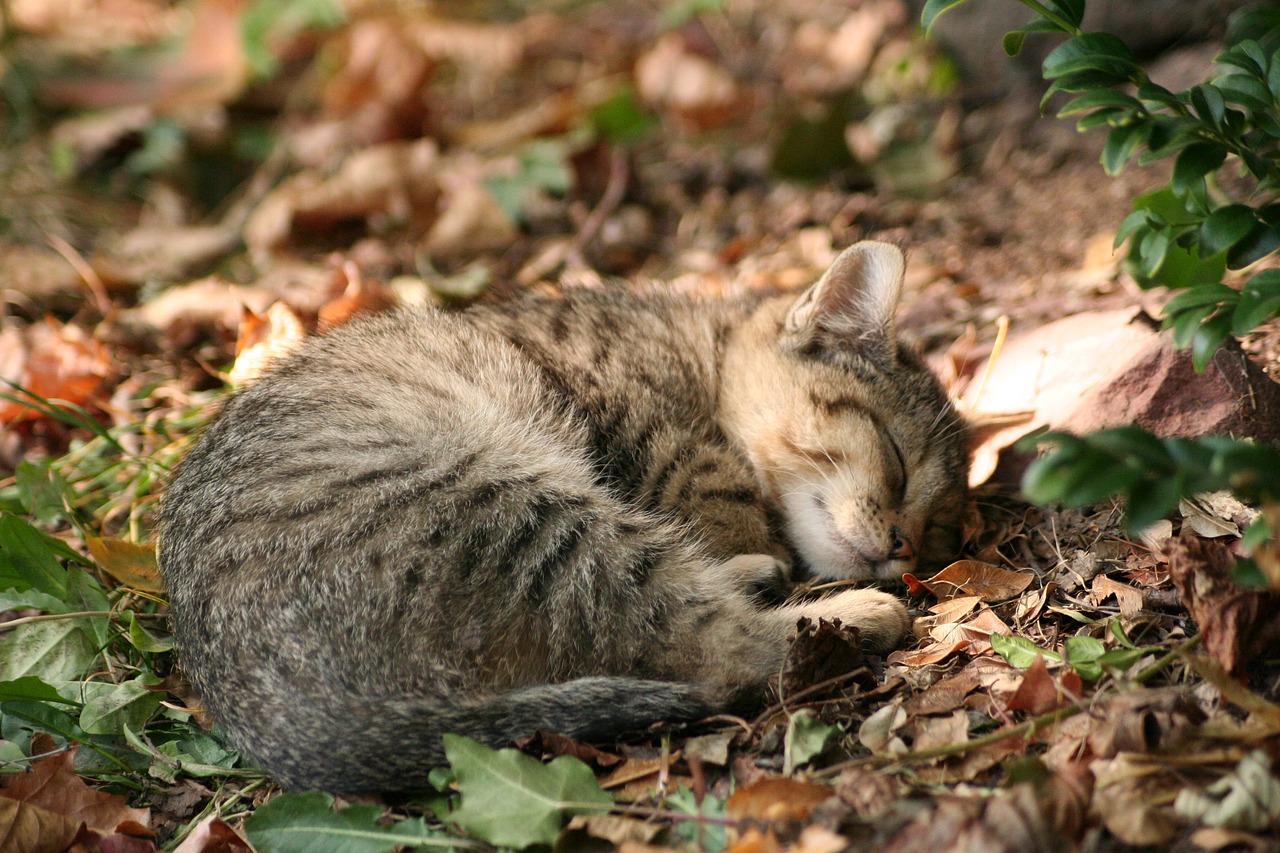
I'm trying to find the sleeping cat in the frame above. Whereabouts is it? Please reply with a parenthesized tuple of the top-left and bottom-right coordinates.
(159, 241, 969, 793)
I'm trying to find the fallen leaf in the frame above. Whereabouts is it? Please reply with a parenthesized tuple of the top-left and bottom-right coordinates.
(0, 746, 151, 836)
(1090, 753, 1182, 846)
(834, 767, 905, 819)
(567, 814, 663, 846)
(858, 702, 907, 754)
(1090, 575, 1142, 616)
(725, 777, 834, 823)
(1002, 654, 1079, 716)
(635, 34, 740, 130)
(244, 139, 440, 260)
(0, 318, 114, 425)
(0, 796, 82, 853)
(172, 814, 252, 852)
(1168, 534, 1280, 673)
(929, 608, 1012, 656)
(904, 669, 981, 716)
(910, 709, 969, 753)
(928, 594, 982, 624)
(887, 635, 972, 667)
(913, 561, 1035, 603)
(85, 537, 163, 593)
(1174, 749, 1280, 832)
(514, 731, 622, 769)
(316, 265, 396, 330)
(228, 303, 308, 387)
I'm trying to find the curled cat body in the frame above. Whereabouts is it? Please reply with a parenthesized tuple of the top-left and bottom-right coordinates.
(159, 241, 969, 792)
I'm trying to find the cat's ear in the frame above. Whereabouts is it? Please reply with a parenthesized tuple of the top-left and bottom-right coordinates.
(783, 241, 904, 365)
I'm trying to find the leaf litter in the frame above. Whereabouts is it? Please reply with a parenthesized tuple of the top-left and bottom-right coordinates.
(1, 0, 1279, 851)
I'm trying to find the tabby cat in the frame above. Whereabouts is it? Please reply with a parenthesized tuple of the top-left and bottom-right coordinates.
(159, 241, 969, 793)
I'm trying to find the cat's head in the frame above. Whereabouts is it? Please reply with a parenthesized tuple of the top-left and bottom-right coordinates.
(720, 241, 969, 582)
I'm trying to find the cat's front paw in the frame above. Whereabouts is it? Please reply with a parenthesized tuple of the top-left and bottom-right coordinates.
(709, 553, 792, 604)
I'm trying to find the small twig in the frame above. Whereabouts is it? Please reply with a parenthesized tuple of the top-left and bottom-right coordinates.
(752, 668, 873, 732)
(611, 802, 742, 829)
(571, 146, 629, 255)
(0, 610, 114, 631)
(815, 703, 1083, 779)
(46, 233, 112, 316)
(1133, 633, 1201, 684)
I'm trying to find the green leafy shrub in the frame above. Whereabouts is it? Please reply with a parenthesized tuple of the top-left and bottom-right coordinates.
(922, 0, 1280, 571)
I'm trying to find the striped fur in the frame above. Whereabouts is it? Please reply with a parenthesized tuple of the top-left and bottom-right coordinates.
(159, 241, 968, 792)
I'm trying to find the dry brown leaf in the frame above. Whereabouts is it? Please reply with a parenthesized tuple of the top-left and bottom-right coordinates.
(514, 731, 622, 768)
(0, 747, 151, 836)
(912, 737, 1025, 785)
(635, 34, 741, 130)
(725, 777, 834, 823)
(567, 814, 663, 846)
(911, 561, 1035, 603)
(85, 537, 164, 593)
(928, 594, 982, 624)
(0, 796, 83, 853)
(1002, 654, 1079, 716)
(1090, 753, 1183, 846)
(910, 709, 969, 753)
(37, 0, 249, 111)
(792, 825, 847, 853)
(1090, 575, 1143, 616)
(316, 267, 396, 331)
(0, 318, 114, 425)
(834, 766, 905, 820)
(318, 16, 434, 143)
(244, 139, 440, 260)
(928, 608, 1011, 656)
(93, 224, 239, 287)
(878, 787, 1065, 852)
(725, 827, 782, 853)
(423, 174, 519, 258)
(1168, 534, 1280, 674)
(228, 303, 307, 387)
(171, 814, 252, 853)
(887, 635, 972, 667)
(903, 669, 980, 716)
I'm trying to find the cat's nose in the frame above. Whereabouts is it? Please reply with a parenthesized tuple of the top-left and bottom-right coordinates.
(888, 527, 914, 560)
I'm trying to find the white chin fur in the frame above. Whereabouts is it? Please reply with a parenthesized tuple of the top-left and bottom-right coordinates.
(781, 492, 871, 581)
(781, 492, 914, 582)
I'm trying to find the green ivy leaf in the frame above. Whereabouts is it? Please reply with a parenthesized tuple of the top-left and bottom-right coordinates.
(1213, 73, 1274, 111)
(0, 619, 97, 683)
(1058, 88, 1143, 117)
(0, 676, 80, 705)
(0, 512, 70, 598)
(445, 734, 612, 848)
(1233, 270, 1280, 335)
(1171, 144, 1227, 197)
(1200, 205, 1258, 255)
(784, 709, 837, 772)
(79, 678, 163, 737)
(1126, 472, 1185, 529)
(244, 791, 452, 853)
(920, 0, 969, 35)
(1064, 635, 1106, 680)
(990, 634, 1062, 668)
(1043, 33, 1138, 81)
(1189, 84, 1228, 128)
(1101, 122, 1146, 175)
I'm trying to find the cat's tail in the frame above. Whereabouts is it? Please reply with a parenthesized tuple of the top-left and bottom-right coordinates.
(266, 677, 718, 793)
